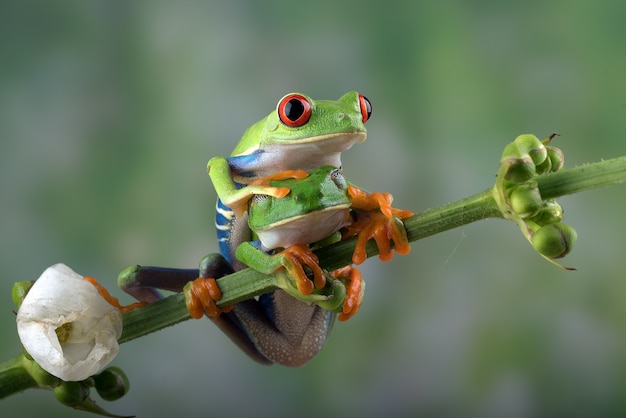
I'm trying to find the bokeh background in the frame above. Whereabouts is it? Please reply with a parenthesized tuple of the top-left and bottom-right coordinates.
(2, 1, 626, 417)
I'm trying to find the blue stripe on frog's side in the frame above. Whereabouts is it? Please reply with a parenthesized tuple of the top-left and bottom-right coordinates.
(215, 198, 236, 264)
(227, 152, 264, 178)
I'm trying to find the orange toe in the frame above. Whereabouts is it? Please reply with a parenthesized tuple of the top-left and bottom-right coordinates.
(280, 244, 326, 295)
(84, 276, 147, 314)
(331, 266, 363, 321)
(184, 277, 232, 319)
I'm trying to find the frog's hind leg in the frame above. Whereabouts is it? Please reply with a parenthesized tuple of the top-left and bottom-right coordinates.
(118, 254, 234, 303)
(222, 290, 335, 367)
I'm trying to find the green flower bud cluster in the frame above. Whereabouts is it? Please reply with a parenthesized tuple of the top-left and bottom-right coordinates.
(493, 134, 577, 268)
(54, 366, 131, 417)
(17, 349, 131, 417)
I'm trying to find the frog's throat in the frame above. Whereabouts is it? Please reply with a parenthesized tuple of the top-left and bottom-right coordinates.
(238, 131, 367, 155)
(267, 131, 366, 145)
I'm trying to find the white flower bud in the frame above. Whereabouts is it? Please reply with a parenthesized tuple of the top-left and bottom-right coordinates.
(16, 264, 123, 381)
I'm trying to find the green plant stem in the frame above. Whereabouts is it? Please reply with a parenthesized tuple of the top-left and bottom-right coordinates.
(119, 156, 626, 343)
(119, 269, 278, 344)
(0, 355, 36, 398)
(118, 189, 502, 344)
(537, 156, 626, 199)
(3, 155, 626, 399)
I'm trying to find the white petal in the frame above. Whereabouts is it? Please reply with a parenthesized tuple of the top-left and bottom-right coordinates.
(16, 264, 123, 381)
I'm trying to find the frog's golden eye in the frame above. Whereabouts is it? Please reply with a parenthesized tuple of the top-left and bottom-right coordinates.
(277, 93, 312, 127)
(358, 94, 372, 124)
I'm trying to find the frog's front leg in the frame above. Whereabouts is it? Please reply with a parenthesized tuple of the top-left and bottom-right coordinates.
(344, 184, 413, 264)
(235, 241, 326, 295)
(208, 156, 306, 216)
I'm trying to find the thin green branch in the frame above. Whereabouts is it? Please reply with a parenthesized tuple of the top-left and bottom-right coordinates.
(3, 155, 626, 400)
(0, 355, 36, 398)
(121, 155, 626, 343)
(119, 269, 277, 343)
(119, 190, 501, 344)
(537, 156, 626, 199)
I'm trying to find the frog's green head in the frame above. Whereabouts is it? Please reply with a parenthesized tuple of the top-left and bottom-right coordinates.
(232, 92, 372, 168)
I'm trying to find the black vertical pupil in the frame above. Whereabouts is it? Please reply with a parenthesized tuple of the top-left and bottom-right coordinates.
(285, 99, 305, 121)
(362, 96, 372, 119)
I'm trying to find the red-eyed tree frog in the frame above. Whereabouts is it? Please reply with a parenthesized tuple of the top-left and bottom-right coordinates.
(118, 92, 412, 366)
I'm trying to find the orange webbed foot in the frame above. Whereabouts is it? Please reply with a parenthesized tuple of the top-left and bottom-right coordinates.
(248, 169, 310, 197)
(278, 244, 326, 295)
(229, 170, 311, 216)
(347, 185, 413, 219)
(347, 185, 395, 217)
(184, 277, 233, 319)
(330, 266, 363, 321)
(84, 276, 147, 314)
(345, 185, 413, 264)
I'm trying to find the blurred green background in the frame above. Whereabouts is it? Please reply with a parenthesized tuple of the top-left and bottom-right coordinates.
(2, 1, 626, 417)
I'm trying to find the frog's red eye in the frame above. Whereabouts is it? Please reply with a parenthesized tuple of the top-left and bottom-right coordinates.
(277, 94, 312, 127)
(358, 94, 372, 123)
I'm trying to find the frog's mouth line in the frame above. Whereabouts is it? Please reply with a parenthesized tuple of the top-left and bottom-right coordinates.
(275, 131, 366, 146)
(235, 131, 366, 156)
(257, 204, 352, 230)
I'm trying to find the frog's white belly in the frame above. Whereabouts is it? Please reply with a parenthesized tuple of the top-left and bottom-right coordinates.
(256, 206, 351, 250)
